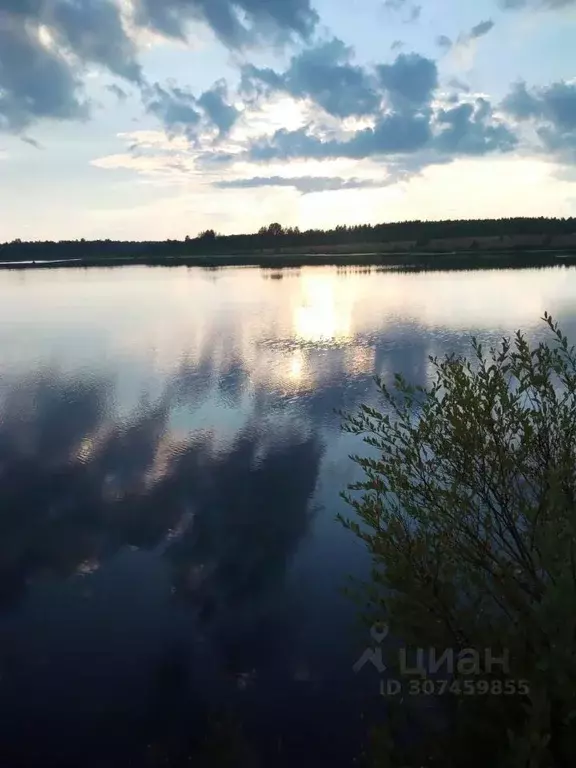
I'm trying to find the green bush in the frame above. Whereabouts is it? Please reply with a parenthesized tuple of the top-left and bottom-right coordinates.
(340, 314, 576, 767)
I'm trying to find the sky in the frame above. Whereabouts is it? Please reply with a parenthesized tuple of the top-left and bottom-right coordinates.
(0, 0, 575, 242)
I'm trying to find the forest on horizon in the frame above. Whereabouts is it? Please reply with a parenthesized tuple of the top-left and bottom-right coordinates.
(2, 216, 576, 263)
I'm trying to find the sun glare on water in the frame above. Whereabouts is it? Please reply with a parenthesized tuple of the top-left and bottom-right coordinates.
(293, 274, 352, 344)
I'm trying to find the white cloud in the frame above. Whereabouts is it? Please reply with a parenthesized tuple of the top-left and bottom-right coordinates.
(91, 151, 192, 175)
(117, 130, 191, 151)
(226, 95, 310, 144)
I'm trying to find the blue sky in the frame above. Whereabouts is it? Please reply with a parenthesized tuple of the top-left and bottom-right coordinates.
(0, 0, 575, 241)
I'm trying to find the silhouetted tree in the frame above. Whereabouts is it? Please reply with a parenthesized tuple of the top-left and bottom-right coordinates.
(266, 223, 284, 237)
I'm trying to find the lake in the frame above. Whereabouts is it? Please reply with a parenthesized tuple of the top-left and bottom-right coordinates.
(1, 263, 576, 766)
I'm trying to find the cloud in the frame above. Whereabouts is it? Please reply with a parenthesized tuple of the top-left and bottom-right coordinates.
(0, 0, 319, 135)
(248, 113, 433, 161)
(500, 0, 576, 9)
(0, 11, 88, 131)
(133, 0, 319, 48)
(118, 130, 192, 152)
(51, 0, 142, 83)
(383, 0, 422, 23)
(503, 80, 576, 127)
(469, 19, 495, 39)
(240, 88, 516, 167)
(407, 5, 422, 21)
(502, 80, 576, 160)
(241, 39, 381, 119)
(21, 135, 43, 149)
(241, 51, 439, 156)
(142, 83, 202, 141)
(91, 151, 197, 181)
(435, 98, 518, 156)
(106, 84, 129, 101)
(0, 0, 140, 131)
(391, 40, 404, 51)
(438, 18, 495, 54)
(232, 49, 516, 168)
(448, 78, 471, 93)
(502, 82, 542, 120)
(142, 80, 240, 141)
(439, 18, 496, 72)
(197, 80, 240, 136)
(213, 175, 390, 194)
(90, 129, 208, 184)
(376, 53, 438, 107)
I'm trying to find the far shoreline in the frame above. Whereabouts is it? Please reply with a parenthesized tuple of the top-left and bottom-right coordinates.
(1, 248, 576, 272)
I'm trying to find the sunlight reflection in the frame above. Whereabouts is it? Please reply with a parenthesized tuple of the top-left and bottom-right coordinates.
(293, 274, 353, 343)
(272, 347, 315, 394)
(344, 346, 376, 377)
(288, 348, 306, 381)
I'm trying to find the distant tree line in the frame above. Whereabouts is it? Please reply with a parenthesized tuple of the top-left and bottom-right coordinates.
(1, 217, 575, 263)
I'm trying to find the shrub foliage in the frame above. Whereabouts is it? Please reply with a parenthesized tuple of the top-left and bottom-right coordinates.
(340, 314, 576, 767)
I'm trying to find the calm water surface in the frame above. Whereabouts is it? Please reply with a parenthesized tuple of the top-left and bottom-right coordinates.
(1, 264, 576, 766)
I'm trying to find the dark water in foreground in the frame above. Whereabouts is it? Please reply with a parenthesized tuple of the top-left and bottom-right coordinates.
(1, 264, 576, 766)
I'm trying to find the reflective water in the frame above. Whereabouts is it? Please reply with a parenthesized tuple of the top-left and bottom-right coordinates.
(1, 264, 576, 766)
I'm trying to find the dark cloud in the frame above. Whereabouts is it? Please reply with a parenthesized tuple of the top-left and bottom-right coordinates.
(197, 81, 239, 136)
(236, 47, 516, 167)
(51, 0, 142, 83)
(376, 53, 438, 107)
(503, 80, 576, 128)
(248, 112, 433, 161)
(21, 136, 43, 149)
(241, 86, 516, 167)
(241, 39, 381, 119)
(0, 0, 318, 134)
(502, 80, 576, 159)
(469, 19, 495, 38)
(239, 64, 284, 104)
(502, 82, 542, 120)
(214, 175, 388, 193)
(106, 84, 129, 101)
(437, 19, 494, 56)
(143, 80, 240, 141)
(0, 0, 140, 131)
(243, 50, 439, 158)
(133, 0, 319, 48)
(142, 83, 202, 141)
(435, 98, 518, 155)
(391, 40, 404, 51)
(0, 15, 88, 131)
